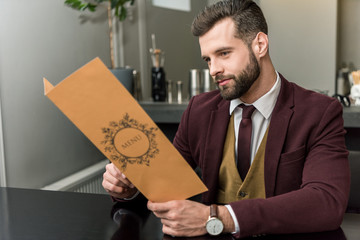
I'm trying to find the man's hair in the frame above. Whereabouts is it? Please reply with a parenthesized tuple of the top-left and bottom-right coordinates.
(191, 0, 268, 46)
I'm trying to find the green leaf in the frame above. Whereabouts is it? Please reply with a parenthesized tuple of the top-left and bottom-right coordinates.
(119, 6, 127, 21)
(64, 0, 134, 21)
(111, 0, 118, 9)
(114, 4, 120, 16)
(64, 0, 98, 12)
(64, 0, 77, 4)
(87, 3, 97, 12)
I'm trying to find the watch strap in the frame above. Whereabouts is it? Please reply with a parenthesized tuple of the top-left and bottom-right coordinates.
(210, 204, 218, 218)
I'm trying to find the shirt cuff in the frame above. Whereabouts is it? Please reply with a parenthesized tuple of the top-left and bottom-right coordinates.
(113, 190, 140, 202)
(122, 190, 140, 200)
(225, 205, 240, 235)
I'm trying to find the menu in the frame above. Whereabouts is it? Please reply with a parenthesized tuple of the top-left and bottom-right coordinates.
(44, 57, 207, 202)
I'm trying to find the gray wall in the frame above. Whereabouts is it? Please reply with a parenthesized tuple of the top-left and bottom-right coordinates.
(0, 0, 109, 188)
(258, 0, 337, 95)
(338, 0, 360, 70)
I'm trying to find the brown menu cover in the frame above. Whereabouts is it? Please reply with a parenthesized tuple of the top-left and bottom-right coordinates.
(43, 57, 207, 202)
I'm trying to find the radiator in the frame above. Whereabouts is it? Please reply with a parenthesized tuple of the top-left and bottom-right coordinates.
(42, 159, 109, 194)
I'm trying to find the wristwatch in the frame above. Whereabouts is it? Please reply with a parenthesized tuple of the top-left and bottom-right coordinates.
(205, 204, 224, 236)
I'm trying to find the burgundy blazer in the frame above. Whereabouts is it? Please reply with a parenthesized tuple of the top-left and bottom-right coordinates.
(173, 74, 350, 238)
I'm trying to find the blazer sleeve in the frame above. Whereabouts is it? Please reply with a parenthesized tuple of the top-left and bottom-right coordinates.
(173, 97, 198, 169)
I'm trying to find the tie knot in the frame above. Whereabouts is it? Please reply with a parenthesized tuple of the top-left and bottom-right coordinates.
(239, 104, 256, 119)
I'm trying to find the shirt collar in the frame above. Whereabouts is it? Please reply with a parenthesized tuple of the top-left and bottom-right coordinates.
(229, 71, 281, 119)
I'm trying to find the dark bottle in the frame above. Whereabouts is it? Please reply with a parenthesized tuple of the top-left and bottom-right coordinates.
(151, 67, 166, 102)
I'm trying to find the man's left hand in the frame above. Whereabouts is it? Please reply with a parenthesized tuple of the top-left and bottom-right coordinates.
(147, 200, 209, 237)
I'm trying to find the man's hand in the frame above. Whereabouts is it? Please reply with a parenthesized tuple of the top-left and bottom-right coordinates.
(102, 163, 138, 199)
(147, 200, 235, 237)
(147, 200, 208, 237)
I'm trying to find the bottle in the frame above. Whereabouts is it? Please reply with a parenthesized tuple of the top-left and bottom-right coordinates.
(176, 81, 183, 104)
(336, 67, 351, 96)
(151, 67, 166, 102)
(189, 69, 201, 98)
(166, 80, 173, 103)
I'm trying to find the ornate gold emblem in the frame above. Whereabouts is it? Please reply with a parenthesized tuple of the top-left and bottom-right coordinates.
(101, 113, 159, 170)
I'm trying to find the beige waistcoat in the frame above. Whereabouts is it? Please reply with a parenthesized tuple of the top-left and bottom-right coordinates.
(217, 114, 268, 204)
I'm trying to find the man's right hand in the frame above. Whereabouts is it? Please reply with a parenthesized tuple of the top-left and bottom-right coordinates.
(102, 163, 138, 199)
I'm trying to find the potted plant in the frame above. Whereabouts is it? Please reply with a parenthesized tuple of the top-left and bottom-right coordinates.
(65, 0, 136, 93)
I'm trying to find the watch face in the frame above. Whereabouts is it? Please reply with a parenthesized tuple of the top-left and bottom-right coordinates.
(206, 218, 224, 236)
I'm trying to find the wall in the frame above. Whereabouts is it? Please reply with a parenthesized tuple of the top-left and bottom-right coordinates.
(258, 0, 338, 95)
(0, 0, 109, 188)
(338, 0, 360, 70)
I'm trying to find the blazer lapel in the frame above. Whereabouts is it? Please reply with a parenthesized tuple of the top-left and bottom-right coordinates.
(202, 100, 230, 203)
(265, 75, 294, 197)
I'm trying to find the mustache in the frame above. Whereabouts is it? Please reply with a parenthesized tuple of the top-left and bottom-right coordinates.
(215, 74, 236, 81)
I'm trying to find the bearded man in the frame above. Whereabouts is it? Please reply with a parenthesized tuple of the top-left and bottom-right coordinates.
(102, 0, 350, 238)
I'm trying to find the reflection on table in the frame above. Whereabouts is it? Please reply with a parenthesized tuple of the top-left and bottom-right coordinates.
(110, 200, 354, 240)
(0, 187, 359, 240)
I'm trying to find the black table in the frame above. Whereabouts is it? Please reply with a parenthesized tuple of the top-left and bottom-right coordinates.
(1, 187, 359, 240)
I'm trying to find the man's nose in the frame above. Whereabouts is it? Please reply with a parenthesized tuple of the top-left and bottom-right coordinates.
(209, 60, 223, 77)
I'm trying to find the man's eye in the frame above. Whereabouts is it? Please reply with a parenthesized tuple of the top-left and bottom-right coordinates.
(204, 57, 210, 63)
(221, 51, 229, 57)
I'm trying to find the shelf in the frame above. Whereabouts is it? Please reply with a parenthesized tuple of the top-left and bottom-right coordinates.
(139, 101, 188, 123)
(343, 106, 360, 128)
(140, 102, 360, 128)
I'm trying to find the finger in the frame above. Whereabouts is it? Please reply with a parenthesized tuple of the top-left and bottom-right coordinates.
(102, 178, 137, 199)
(102, 175, 125, 192)
(109, 190, 135, 199)
(162, 225, 179, 237)
(106, 163, 134, 188)
(120, 173, 135, 188)
(103, 169, 127, 188)
(106, 163, 123, 180)
(147, 201, 173, 212)
(102, 179, 126, 197)
(161, 218, 175, 228)
(102, 168, 137, 196)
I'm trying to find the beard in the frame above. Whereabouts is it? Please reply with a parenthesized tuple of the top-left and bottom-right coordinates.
(216, 50, 260, 100)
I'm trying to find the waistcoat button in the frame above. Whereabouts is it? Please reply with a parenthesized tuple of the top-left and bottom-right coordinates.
(239, 191, 247, 197)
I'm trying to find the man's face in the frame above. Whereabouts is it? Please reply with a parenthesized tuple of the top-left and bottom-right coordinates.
(199, 18, 260, 100)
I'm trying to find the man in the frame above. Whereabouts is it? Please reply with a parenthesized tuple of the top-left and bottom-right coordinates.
(102, 0, 350, 238)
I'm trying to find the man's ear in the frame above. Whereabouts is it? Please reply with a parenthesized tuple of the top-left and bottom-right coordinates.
(252, 32, 269, 58)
